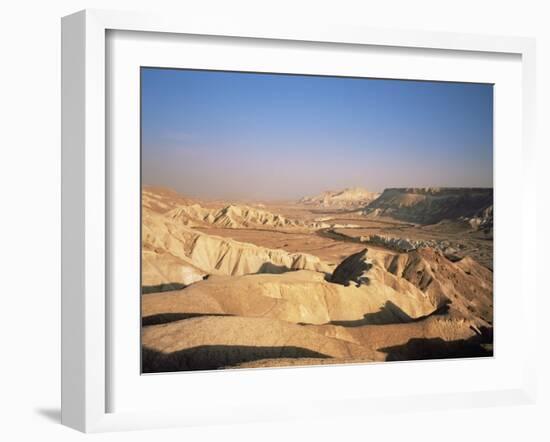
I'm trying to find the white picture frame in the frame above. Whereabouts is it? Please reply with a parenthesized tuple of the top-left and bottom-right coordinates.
(61, 9, 537, 433)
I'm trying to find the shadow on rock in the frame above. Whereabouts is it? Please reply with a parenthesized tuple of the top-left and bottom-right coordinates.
(327, 300, 450, 327)
(378, 326, 493, 361)
(142, 312, 234, 327)
(142, 282, 187, 294)
(142, 345, 332, 373)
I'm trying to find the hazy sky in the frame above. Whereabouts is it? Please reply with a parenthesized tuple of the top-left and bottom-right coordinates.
(141, 68, 493, 200)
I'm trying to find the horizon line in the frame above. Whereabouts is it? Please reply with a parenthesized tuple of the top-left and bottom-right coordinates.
(142, 184, 494, 202)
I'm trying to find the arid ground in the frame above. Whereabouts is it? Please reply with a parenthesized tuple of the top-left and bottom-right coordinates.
(141, 186, 493, 373)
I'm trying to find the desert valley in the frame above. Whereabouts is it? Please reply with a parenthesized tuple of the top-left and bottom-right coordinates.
(141, 185, 494, 372)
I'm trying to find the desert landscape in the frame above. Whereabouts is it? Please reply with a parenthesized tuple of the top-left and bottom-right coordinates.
(141, 186, 493, 372)
(140, 68, 493, 373)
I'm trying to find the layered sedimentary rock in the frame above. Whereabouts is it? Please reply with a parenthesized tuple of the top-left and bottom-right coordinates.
(363, 187, 493, 225)
(142, 208, 331, 289)
(166, 203, 328, 230)
(142, 267, 437, 326)
(299, 187, 380, 209)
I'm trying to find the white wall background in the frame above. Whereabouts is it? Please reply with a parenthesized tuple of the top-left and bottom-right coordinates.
(0, 1, 547, 440)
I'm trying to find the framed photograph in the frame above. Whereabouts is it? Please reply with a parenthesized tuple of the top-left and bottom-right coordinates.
(61, 9, 537, 432)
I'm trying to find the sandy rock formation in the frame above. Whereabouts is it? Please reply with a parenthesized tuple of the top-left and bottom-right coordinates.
(166, 203, 328, 230)
(142, 246, 493, 370)
(142, 209, 331, 282)
(363, 187, 493, 225)
(378, 248, 493, 327)
(299, 187, 380, 209)
(142, 249, 207, 292)
(142, 268, 437, 326)
(142, 316, 378, 372)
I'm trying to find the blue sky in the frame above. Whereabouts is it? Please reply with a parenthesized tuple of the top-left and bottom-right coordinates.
(141, 68, 493, 200)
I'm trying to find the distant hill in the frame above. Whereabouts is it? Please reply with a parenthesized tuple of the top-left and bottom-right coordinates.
(363, 187, 493, 225)
(142, 186, 197, 213)
(298, 187, 380, 209)
(166, 203, 328, 230)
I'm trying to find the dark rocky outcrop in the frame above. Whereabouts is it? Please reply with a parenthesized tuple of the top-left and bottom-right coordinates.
(363, 187, 493, 225)
(331, 248, 372, 287)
